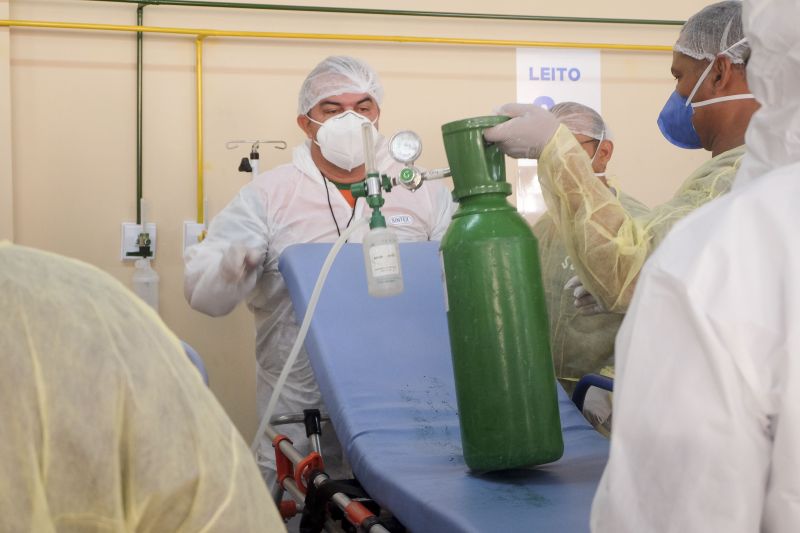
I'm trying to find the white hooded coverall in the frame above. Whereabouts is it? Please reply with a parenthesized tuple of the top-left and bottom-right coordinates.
(592, 0, 800, 530)
(185, 140, 453, 476)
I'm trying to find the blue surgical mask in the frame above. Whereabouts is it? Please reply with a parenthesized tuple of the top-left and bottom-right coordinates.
(657, 37, 754, 149)
(657, 91, 702, 149)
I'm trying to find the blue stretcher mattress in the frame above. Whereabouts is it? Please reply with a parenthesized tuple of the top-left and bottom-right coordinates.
(279, 242, 609, 533)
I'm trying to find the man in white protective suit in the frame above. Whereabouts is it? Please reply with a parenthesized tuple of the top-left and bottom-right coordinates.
(591, 0, 800, 531)
(184, 56, 453, 484)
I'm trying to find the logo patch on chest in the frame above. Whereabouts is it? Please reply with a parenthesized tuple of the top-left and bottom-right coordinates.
(388, 214, 414, 226)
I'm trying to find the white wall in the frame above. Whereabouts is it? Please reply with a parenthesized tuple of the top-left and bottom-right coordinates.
(4, 0, 711, 440)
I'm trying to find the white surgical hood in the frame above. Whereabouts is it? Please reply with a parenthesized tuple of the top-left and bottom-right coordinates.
(734, 0, 800, 188)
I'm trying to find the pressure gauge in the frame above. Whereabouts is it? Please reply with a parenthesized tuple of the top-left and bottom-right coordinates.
(388, 130, 423, 164)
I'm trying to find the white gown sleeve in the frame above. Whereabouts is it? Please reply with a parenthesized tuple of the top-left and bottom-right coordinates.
(184, 184, 270, 317)
(591, 232, 774, 532)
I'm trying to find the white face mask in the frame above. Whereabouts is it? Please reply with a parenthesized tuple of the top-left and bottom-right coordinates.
(308, 111, 379, 171)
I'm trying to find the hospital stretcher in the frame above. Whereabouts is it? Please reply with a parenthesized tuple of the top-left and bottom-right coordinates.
(276, 241, 610, 532)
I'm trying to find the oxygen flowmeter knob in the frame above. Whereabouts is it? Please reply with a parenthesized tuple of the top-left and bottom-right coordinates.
(350, 181, 368, 198)
(397, 166, 423, 191)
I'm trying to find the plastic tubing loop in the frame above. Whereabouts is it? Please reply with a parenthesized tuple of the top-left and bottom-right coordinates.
(251, 216, 370, 454)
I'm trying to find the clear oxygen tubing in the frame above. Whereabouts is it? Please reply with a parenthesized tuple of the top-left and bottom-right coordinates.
(362, 122, 377, 176)
(251, 215, 370, 454)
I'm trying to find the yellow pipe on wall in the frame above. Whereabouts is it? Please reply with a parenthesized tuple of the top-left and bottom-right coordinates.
(0, 20, 672, 52)
(0, 18, 672, 223)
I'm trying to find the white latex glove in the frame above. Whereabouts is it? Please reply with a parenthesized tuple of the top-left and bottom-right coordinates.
(221, 244, 263, 284)
(565, 275, 606, 316)
(483, 103, 560, 160)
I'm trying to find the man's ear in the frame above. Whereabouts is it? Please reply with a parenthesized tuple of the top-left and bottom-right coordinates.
(712, 55, 736, 92)
(598, 140, 613, 166)
(297, 114, 314, 139)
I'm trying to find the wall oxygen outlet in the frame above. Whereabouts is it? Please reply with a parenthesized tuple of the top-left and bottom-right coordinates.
(183, 221, 206, 252)
(121, 222, 157, 261)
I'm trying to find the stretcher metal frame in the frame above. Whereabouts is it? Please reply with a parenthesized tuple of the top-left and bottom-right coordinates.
(266, 411, 397, 533)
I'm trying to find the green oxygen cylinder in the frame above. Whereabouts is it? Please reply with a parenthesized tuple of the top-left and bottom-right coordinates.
(440, 115, 563, 472)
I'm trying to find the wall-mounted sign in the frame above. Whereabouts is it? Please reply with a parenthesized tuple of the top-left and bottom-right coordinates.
(515, 48, 601, 222)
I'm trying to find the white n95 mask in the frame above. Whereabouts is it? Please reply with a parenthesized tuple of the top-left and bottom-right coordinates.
(309, 111, 379, 171)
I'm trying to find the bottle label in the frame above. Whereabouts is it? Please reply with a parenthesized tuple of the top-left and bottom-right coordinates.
(370, 244, 400, 278)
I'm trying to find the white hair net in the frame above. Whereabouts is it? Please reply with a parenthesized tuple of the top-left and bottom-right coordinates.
(550, 102, 613, 141)
(297, 55, 384, 115)
(674, 1, 750, 64)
